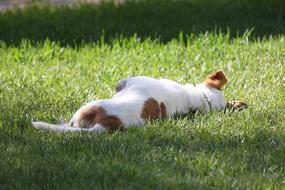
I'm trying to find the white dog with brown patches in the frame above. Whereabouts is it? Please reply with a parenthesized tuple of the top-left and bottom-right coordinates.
(32, 70, 246, 133)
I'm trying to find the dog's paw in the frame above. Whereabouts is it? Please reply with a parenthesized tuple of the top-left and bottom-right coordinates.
(225, 101, 248, 112)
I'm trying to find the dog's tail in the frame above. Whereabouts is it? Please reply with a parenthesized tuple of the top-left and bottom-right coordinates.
(31, 121, 105, 133)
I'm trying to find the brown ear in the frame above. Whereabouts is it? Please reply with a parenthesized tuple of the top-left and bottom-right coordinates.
(205, 70, 228, 90)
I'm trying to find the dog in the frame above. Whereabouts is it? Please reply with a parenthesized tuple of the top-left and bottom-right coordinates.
(32, 70, 247, 133)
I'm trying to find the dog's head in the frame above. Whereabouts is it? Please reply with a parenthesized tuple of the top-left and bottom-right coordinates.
(194, 70, 228, 112)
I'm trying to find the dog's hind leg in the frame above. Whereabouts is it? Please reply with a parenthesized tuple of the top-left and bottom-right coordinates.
(115, 79, 127, 93)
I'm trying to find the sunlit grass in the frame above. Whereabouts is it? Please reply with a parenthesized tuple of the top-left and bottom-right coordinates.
(0, 1, 285, 189)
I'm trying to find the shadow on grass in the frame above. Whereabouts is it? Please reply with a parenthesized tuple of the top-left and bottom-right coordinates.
(1, 121, 285, 189)
(0, 0, 284, 46)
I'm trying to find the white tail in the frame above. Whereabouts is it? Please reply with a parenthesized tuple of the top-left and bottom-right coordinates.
(31, 121, 107, 133)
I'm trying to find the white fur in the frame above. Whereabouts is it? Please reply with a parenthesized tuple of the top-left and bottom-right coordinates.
(32, 76, 226, 132)
(32, 122, 107, 133)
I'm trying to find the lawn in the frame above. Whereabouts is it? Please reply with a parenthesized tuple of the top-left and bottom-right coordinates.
(0, 0, 285, 189)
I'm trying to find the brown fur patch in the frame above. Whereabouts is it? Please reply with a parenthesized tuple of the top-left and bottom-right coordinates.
(77, 106, 122, 132)
(160, 102, 167, 118)
(141, 98, 160, 120)
(205, 70, 228, 90)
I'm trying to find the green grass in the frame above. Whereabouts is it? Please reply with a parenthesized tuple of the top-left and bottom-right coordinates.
(0, 0, 285, 189)
(0, 0, 285, 45)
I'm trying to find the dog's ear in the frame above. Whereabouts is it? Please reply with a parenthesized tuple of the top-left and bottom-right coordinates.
(205, 70, 228, 90)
